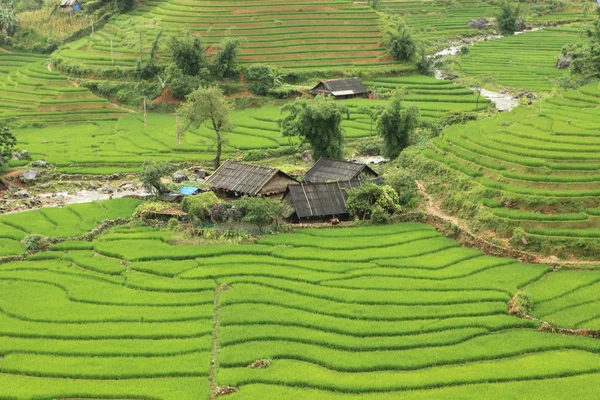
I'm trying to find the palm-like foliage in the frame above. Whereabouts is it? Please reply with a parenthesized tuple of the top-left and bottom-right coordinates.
(0, 6, 18, 37)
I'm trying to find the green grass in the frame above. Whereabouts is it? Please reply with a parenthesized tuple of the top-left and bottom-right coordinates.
(2, 216, 600, 397)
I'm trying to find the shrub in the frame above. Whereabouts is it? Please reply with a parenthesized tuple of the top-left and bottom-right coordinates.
(22, 234, 50, 253)
(441, 111, 478, 126)
(356, 139, 381, 156)
(371, 205, 390, 225)
(233, 196, 288, 233)
(246, 65, 275, 95)
(346, 182, 399, 219)
(384, 170, 418, 208)
(181, 192, 222, 221)
(139, 159, 170, 195)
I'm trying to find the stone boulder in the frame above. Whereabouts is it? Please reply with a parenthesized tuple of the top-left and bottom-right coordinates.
(172, 170, 187, 183)
(19, 169, 39, 184)
(100, 184, 115, 194)
(12, 149, 31, 161)
(556, 55, 572, 69)
(467, 18, 495, 30)
(515, 17, 527, 32)
(32, 160, 48, 168)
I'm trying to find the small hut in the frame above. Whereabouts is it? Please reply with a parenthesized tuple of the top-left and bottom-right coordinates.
(59, 0, 82, 13)
(304, 158, 379, 183)
(206, 161, 297, 198)
(283, 180, 361, 222)
(310, 78, 370, 99)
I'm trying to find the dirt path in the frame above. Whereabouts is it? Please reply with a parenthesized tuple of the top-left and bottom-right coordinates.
(416, 180, 459, 225)
(108, 101, 137, 113)
(47, 63, 52, 72)
(0, 47, 11, 54)
(416, 180, 599, 268)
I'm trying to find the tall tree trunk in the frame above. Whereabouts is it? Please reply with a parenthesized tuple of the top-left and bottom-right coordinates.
(214, 130, 222, 170)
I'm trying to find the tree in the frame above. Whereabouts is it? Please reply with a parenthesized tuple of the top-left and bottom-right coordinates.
(497, 1, 521, 36)
(563, 10, 600, 80)
(178, 86, 234, 169)
(345, 182, 399, 220)
(280, 95, 349, 160)
(382, 15, 417, 61)
(169, 34, 207, 76)
(469, 73, 496, 110)
(376, 93, 420, 160)
(367, 0, 381, 10)
(246, 64, 276, 95)
(139, 159, 169, 195)
(357, 106, 384, 136)
(0, 127, 16, 162)
(212, 38, 245, 79)
(233, 196, 287, 233)
(0, 6, 18, 36)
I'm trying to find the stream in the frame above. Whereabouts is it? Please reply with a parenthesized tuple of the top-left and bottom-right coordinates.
(432, 28, 542, 111)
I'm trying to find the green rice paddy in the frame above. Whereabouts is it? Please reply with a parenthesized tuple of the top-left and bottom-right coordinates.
(7, 75, 485, 173)
(1, 218, 600, 398)
(418, 80, 600, 253)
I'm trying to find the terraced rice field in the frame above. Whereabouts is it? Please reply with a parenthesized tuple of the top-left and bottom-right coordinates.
(2, 217, 600, 398)
(9, 75, 484, 173)
(420, 81, 600, 255)
(0, 199, 140, 256)
(0, 53, 128, 123)
(456, 26, 581, 91)
(382, 0, 582, 41)
(56, 0, 397, 72)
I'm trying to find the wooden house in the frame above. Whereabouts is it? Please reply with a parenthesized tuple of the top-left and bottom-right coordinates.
(59, 0, 82, 13)
(283, 180, 361, 222)
(310, 78, 370, 99)
(206, 161, 297, 198)
(304, 157, 379, 183)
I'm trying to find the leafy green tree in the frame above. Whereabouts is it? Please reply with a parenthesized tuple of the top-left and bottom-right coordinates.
(0, 6, 18, 36)
(246, 64, 276, 95)
(382, 15, 417, 61)
(376, 93, 420, 160)
(213, 38, 245, 79)
(169, 34, 207, 76)
(0, 127, 16, 161)
(563, 9, 600, 80)
(233, 196, 287, 233)
(139, 159, 169, 195)
(178, 86, 234, 169)
(497, 1, 521, 35)
(384, 170, 418, 208)
(280, 95, 349, 160)
(345, 182, 399, 220)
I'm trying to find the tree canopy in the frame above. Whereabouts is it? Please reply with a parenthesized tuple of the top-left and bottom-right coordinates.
(497, 1, 522, 35)
(376, 93, 420, 160)
(280, 95, 349, 160)
(178, 86, 234, 169)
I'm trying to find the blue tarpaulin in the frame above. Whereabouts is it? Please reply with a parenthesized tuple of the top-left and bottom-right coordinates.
(72, 3, 81, 10)
(179, 186, 200, 196)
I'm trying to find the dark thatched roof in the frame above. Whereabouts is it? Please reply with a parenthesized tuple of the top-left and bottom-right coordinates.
(304, 158, 379, 183)
(311, 78, 370, 96)
(206, 161, 296, 196)
(285, 181, 361, 219)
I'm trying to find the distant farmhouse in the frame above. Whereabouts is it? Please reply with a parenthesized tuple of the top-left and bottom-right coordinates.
(59, 0, 82, 13)
(310, 78, 370, 99)
(206, 161, 297, 198)
(284, 180, 361, 222)
(304, 157, 379, 183)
